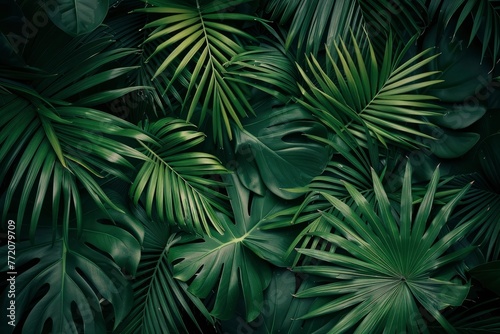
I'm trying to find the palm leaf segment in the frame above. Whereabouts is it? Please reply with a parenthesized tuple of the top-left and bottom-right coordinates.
(0, 34, 151, 240)
(136, 0, 262, 144)
(130, 118, 230, 235)
(297, 34, 443, 149)
(294, 163, 476, 333)
(115, 207, 213, 334)
(431, 0, 500, 62)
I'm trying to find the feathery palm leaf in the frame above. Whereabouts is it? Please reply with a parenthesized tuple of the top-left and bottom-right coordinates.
(0, 30, 151, 239)
(265, 0, 427, 62)
(430, 0, 500, 62)
(297, 33, 443, 149)
(225, 39, 300, 102)
(114, 206, 213, 334)
(130, 117, 230, 235)
(136, 0, 263, 144)
(293, 163, 475, 333)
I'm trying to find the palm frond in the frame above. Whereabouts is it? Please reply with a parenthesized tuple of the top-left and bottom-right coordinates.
(130, 118, 230, 235)
(265, 0, 427, 62)
(0, 28, 152, 240)
(136, 0, 264, 144)
(297, 33, 443, 149)
(430, 0, 500, 63)
(115, 206, 213, 334)
(293, 163, 475, 333)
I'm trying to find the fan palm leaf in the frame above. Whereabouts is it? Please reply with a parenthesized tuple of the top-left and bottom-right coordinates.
(293, 163, 476, 333)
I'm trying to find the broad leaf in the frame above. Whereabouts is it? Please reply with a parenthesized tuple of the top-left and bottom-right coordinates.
(233, 96, 330, 199)
(168, 175, 299, 322)
(221, 269, 338, 333)
(0, 202, 142, 334)
(42, 0, 109, 36)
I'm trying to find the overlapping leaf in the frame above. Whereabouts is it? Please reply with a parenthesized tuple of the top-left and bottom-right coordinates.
(0, 200, 143, 334)
(429, 0, 500, 62)
(0, 31, 151, 239)
(293, 163, 475, 333)
(232, 95, 330, 199)
(115, 206, 213, 334)
(265, 0, 427, 62)
(136, 0, 263, 144)
(130, 118, 230, 235)
(168, 175, 299, 322)
(297, 34, 443, 149)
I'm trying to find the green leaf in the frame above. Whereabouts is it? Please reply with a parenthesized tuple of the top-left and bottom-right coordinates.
(420, 124, 480, 159)
(292, 163, 473, 333)
(0, 203, 142, 333)
(233, 96, 330, 199)
(115, 206, 213, 334)
(43, 0, 109, 36)
(469, 261, 500, 296)
(422, 21, 492, 102)
(168, 175, 298, 322)
(297, 33, 442, 149)
(430, 103, 486, 130)
(137, 0, 262, 145)
(130, 118, 230, 235)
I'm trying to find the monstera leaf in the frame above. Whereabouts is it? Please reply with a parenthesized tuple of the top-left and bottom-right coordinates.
(42, 0, 109, 36)
(233, 96, 330, 199)
(168, 175, 299, 322)
(0, 201, 143, 334)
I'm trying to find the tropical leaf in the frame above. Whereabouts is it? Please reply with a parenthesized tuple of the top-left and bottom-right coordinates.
(449, 173, 500, 261)
(429, 0, 500, 62)
(0, 198, 143, 334)
(232, 95, 330, 199)
(129, 117, 230, 235)
(0, 27, 151, 239)
(469, 261, 500, 296)
(135, 0, 264, 144)
(297, 33, 442, 149)
(293, 163, 475, 333)
(220, 269, 338, 333)
(225, 39, 300, 101)
(40, 0, 109, 36)
(168, 175, 299, 322)
(114, 205, 214, 334)
(421, 21, 492, 103)
(265, 0, 427, 62)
